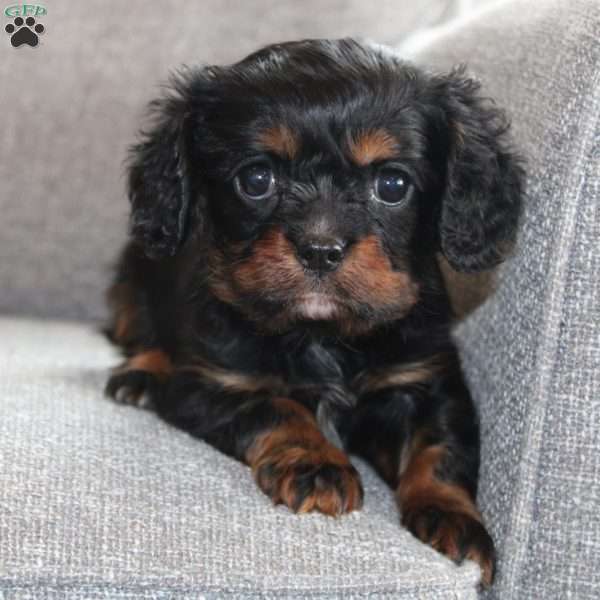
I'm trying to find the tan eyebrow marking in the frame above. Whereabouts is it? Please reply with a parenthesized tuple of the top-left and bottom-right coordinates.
(347, 129, 399, 166)
(258, 124, 299, 159)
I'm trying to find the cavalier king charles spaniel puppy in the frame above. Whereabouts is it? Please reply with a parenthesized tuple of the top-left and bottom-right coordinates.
(105, 39, 524, 587)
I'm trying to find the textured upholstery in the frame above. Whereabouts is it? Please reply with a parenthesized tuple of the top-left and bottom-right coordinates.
(0, 317, 481, 598)
(410, 0, 600, 597)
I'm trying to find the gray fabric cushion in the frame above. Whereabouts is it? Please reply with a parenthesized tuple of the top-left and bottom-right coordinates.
(409, 0, 600, 598)
(0, 0, 464, 322)
(0, 317, 482, 598)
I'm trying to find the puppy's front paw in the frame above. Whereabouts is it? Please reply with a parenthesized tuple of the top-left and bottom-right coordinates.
(105, 349, 172, 408)
(251, 442, 363, 516)
(105, 369, 157, 408)
(402, 507, 496, 587)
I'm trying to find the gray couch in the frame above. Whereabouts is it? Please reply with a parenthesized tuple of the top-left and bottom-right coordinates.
(1, 0, 598, 598)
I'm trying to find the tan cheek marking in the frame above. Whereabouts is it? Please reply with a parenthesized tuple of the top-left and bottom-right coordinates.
(258, 124, 299, 159)
(336, 235, 419, 309)
(233, 228, 305, 294)
(348, 129, 398, 166)
(207, 230, 304, 305)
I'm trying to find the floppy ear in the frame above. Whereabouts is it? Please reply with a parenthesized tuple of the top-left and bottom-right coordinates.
(435, 68, 525, 272)
(127, 83, 193, 259)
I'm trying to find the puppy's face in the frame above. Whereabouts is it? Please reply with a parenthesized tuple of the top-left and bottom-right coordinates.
(203, 58, 429, 334)
(128, 40, 523, 336)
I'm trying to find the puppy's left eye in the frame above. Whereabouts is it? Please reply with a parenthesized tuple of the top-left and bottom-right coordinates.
(234, 163, 276, 201)
(374, 168, 412, 206)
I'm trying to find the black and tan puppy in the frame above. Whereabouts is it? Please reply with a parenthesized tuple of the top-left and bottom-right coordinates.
(105, 39, 524, 587)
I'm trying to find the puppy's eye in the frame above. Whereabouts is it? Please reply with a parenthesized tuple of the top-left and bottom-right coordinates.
(374, 168, 412, 206)
(234, 163, 275, 200)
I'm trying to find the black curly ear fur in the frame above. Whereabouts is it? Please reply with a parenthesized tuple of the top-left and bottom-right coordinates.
(435, 68, 525, 272)
(128, 77, 194, 259)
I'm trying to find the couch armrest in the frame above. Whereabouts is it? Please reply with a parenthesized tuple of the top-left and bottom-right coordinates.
(410, 0, 600, 597)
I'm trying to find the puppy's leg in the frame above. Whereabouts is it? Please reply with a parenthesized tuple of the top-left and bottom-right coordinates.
(155, 372, 363, 516)
(105, 242, 174, 407)
(398, 433, 495, 588)
(346, 364, 495, 587)
(105, 279, 172, 408)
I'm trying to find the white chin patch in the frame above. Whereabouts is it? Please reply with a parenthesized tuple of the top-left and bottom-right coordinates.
(297, 294, 338, 320)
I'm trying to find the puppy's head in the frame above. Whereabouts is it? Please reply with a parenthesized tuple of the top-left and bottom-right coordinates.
(128, 39, 524, 335)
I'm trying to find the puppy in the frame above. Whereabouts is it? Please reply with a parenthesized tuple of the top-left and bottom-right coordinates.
(105, 39, 524, 587)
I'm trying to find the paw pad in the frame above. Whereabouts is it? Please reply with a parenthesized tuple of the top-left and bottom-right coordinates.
(5, 16, 44, 48)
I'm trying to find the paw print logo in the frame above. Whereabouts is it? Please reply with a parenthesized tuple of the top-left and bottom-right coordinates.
(5, 16, 45, 47)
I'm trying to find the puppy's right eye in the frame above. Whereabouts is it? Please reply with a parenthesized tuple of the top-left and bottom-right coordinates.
(373, 168, 412, 206)
(234, 163, 275, 201)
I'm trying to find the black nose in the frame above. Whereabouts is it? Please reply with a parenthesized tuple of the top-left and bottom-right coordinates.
(297, 240, 346, 273)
